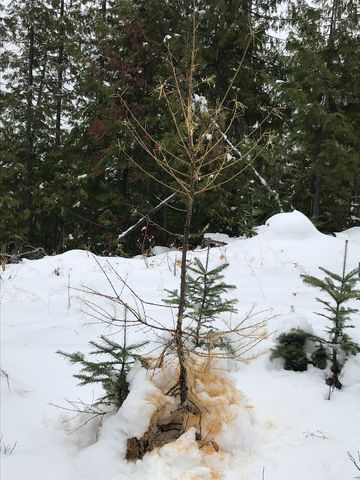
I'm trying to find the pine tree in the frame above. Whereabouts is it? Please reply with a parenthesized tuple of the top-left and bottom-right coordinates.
(277, 0, 360, 231)
(81, 0, 284, 247)
(301, 241, 360, 390)
(58, 335, 148, 408)
(0, 0, 50, 249)
(0, 0, 91, 252)
(271, 241, 359, 392)
(1, 0, 284, 254)
(166, 249, 237, 348)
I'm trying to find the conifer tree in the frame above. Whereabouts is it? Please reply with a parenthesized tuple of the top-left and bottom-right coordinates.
(277, 0, 360, 230)
(0, 0, 90, 252)
(82, 0, 283, 244)
(271, 328, 327, 372)
(0, 0, 50, 249)
(166, 249, 237, 347)
(272, 241, 360, 393)
(119, 0, 276, 409)
(301, 241, 360, 390)
(58, 334, 148, 408)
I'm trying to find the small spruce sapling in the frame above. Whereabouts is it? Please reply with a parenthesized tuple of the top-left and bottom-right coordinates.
(271, 241, 359, 390)
(271, 329, 327, 371)
(58, 333, 147, 408)
(166, 247, 238, 348)
(271, 241, 360, 392)
(301, 240, 360, 389)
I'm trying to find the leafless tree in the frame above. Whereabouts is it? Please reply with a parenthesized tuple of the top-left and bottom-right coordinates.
(117, 1, 277, 410)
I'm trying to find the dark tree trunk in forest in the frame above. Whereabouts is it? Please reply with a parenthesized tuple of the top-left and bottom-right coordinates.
(310, 0, 339, 225)
(311, 173, 322, 222)
(36, 52, 48, 109)
(24, 0, 35, 240)
(55, 0, 65, 146)
(176, 196, 193, 407)
(349, 166, 360, 223)
(102, 0, 107, 18)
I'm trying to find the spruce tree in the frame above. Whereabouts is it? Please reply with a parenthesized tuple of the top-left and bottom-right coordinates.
(277, 0, 360, 231)
(0, 0, 91, 252)
(301, 241, 360, 390)
(0, 0, 50, 249)
(271, 329, 327, 372)
(273, 242, 360, 392)
(81, 0, 284, 246)
(166, 249, 237, 348)
(58, 335, 148, 408)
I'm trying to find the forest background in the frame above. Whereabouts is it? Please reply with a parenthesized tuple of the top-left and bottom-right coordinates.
(1, 0, 359, 256)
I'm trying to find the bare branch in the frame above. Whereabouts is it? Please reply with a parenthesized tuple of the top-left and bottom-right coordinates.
(347, 451, 360, 478)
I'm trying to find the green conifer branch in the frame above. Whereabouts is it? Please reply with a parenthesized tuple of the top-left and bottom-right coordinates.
(58, 333, 148, 408)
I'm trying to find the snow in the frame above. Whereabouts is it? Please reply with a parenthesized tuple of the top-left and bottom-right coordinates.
(202, 232, 238, 244)
(264, 210, 319, 238)
(275, 313, 314, 335)
(150, 246, 174, 255)
(335, 226, 360, 245)
(1, 212, 359, 480)
(193, 94, 208, 114)
(117, 363, 168, 439)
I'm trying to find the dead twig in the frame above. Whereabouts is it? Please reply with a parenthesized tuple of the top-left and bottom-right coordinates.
(0, 435, 17, 455)
(347, 451, 360, 479)
(0, 368, 11, 393)
(50, 399, 109, 434)
(303, 429, 330, 440)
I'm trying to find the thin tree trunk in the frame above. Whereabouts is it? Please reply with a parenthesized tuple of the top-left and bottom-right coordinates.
(36, 51, 48, 108)
(195, 245, 210, 346)
(328, 240, 348, 394)
(311, 173, 322, 222)
(311, 0, 339, 225)
(24, 0, 35, 240)
(349, 166, 360, 224)
(175, 8, 198, 408)
(101, 0, 107, 18)
(176, 196, 193, 407)
(55, 0, 65, 146)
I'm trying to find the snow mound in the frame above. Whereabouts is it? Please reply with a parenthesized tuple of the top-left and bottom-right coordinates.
(335, 226, 360, 245)
(75, 360, 257, 480)
(117, 363, 170, 439)
(275, 314, 314, 337)
(264, 210, 319, 239)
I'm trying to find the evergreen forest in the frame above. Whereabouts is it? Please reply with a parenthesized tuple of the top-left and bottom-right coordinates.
(1, 0, 359, 256)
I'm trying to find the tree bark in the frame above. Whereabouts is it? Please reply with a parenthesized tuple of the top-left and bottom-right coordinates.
(349, 166, 360, 223)
(176, 196, 193, 407)
(311, 173, 322, 222)
(24, 0, 35, 240)
(311, 0, 339, 225)
(55, 0, 65, 146)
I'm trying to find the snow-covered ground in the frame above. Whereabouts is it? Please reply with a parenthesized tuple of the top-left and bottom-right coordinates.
(1, 211, 359, 480)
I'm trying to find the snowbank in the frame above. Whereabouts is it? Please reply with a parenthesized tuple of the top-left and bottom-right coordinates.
(335, 226, 360, 245)
(1, 212, 359, 480)
(264, 210, 319, 239)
